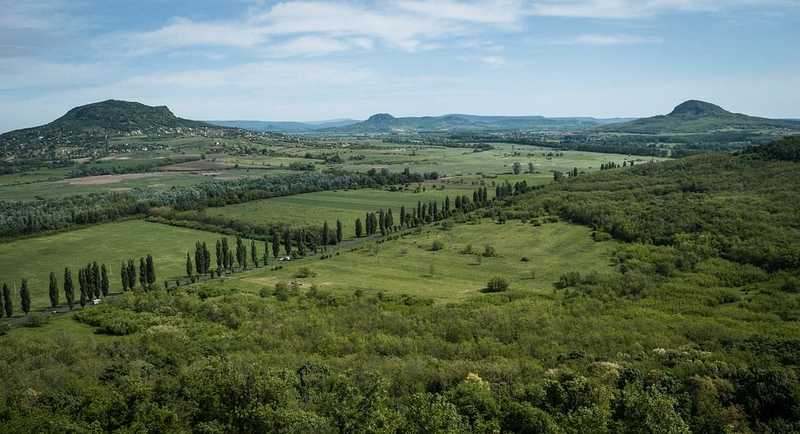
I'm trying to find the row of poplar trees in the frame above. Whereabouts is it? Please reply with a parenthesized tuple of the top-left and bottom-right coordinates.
(0, 259, 125, 317)
(0, 280, 31, 317)
(354, 187, 491, 238)
(120, 255, 157, 291)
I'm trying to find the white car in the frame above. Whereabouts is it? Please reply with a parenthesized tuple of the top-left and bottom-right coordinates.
(92, 298, 102, 305)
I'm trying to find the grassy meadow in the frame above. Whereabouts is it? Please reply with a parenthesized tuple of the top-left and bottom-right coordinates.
(0, 220, 246, 312)
(201, 220, 619, 302)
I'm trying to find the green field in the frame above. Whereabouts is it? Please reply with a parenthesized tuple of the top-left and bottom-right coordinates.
(205, 220, 619, 302)
(192, 186, 479, 238)
(0, 220, 248, 312)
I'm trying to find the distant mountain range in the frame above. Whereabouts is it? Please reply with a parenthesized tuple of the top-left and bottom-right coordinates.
(207, 119, 360, 133)
(318, 113, 632, 134)
(598, 100, 800, 134)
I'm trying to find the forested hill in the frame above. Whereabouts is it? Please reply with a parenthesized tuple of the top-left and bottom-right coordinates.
(510, 137, 800, 272)
(0, 100, 224, 159)
(597, 100, 800, 134)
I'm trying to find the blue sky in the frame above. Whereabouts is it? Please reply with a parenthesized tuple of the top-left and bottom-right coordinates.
(1, 0, 799, 132)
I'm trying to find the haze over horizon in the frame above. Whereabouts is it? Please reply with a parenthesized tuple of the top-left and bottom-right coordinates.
(2, 0, 799, 133)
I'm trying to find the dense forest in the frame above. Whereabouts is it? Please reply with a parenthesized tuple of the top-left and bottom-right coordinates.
(0, 139, 798, 433)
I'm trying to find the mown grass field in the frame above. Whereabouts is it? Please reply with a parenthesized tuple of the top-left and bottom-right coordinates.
(0, 220, 245, 313)
(192, 186, 478, 238)
(202, 220, 619, 302)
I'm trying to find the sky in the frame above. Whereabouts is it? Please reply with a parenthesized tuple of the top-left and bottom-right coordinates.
(1, 0, 799, 133)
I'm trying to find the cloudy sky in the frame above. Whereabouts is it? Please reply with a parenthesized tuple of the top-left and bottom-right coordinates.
(1, 0, 799, 132)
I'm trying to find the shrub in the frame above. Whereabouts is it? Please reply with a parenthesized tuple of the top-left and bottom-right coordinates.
(274, 282, 290, 301)
(294, 267, 316, 278)
(482, 245, 497, 257)
(460, 244, 473, 255)
(22, 312, 49, 328)
(555, 272, 582, 289)
(431, 240, 445, 251)
(520, 256, 530, 262)
(485, 277, 509, 293)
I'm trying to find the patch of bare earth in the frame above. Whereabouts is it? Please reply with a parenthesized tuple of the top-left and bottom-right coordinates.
(62, 172, 166, 186)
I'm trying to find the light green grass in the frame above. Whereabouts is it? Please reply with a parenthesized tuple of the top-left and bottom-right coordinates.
(0, 220, 242, 312)
(195, 186, 477, 238)
(208, 220, 619, 302)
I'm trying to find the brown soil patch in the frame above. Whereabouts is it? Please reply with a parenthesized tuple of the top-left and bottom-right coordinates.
(62, 172, 166, 186)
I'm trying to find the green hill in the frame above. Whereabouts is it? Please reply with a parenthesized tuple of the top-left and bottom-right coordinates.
(0, 100, 221, 159)
(599, 100, 800, 134)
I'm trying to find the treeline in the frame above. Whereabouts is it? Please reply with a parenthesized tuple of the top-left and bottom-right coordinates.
(68, 157, 200, 178)
(0, 168, 439, 239)
(511, 147, 800, 271)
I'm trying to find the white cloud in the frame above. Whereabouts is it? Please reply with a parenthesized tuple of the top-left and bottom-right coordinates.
(268, 36, 374, 57)
(528, 0, 796, 19)
(548, 34, 662, 45)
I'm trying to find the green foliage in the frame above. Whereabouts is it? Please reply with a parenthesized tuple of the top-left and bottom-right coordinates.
(485, 277, 509, 293)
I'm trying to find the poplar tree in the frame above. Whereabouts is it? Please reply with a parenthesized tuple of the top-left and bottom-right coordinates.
(139, 257, 147, 290)
(20, 280, 31, 314)
(92, 262, 101, 298)
(78, 269, 87, 306)
(186, 252, 193, 277)
(101, 264, 109, 296)
(251, 240, 258, 267)
(0, 283, 4, 318)
(64, 268, 74, 309)
(127, 259, 136, 290)
(263, 240, 269, 266)
(283, 228, 292, 256)
(2, 283, 12, 317)
(322, 221, 330, 247)
(146, 255, 156, 287)
(271, 230, 280, 259)
(202, 243, 211, 274)
(121, 262, 129, 291)
(355, 218, 363, 238)
(216, 239, 223, 271)
(49, 271, 59, 308)
(336, 220, 343, 243)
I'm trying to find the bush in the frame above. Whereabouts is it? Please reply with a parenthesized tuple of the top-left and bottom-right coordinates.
(275, 282, 290, 301)
(485, 277, 509, 293)
(293, 267, 316, 278)
(482, 245, 497, 257)
(431, 240, 445, 251)
(460, 244, 473, 255)
(22, 312, 49, 328)
(555, 272, 582, 289)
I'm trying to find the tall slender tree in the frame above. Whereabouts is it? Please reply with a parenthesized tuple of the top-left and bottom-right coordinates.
(186, 252, 193, 278)
(321, 221, 329, 248)
(251, 240, 258, 267)
(283, 228, 292, 256)
(146, 255, 156, 286)
(92, 262, 101, 298)
(355, 218, 363, 238)
(64, 268, 74, 310)
(271, 230, 280, 259)
(263, 240, 269, 266)
(20, 280, 30, 314)
(101, 264, 110, 296)
(139, 257, 147, 290)
(216, 239, 223, 272)
(3, 283, 13, 317)
(127, 259, 136, 290)
(336, 220, 343, 243)
(78, 269, 87, 307)
(49, 271, 59, 308)
(120, 262, 129, 291)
